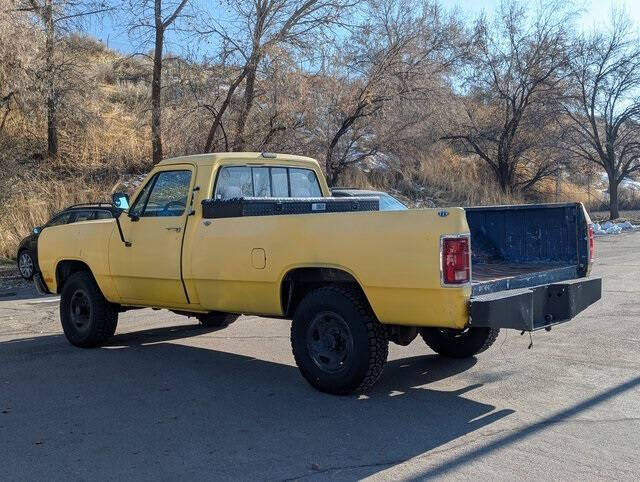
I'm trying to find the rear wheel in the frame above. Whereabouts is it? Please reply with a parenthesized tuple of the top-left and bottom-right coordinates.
(197, 312, 239, 328)
(60, 271, 118, 347)
(291, 286, 388, 395)
(420, 327, 499, 358)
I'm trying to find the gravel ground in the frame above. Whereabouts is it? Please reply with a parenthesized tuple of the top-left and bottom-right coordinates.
(0, 263, 30, 295)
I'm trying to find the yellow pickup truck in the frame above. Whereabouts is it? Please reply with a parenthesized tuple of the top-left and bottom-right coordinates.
(35, 152, 601, 394)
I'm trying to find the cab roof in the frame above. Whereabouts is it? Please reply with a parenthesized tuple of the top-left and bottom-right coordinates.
(157, 152, 320, 169)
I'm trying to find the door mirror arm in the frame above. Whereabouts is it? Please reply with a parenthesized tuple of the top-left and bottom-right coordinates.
(113, 209, 132, 247)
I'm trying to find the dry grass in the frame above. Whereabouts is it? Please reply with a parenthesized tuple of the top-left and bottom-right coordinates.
(0, 173, 121, 261)
(0, 101, 149, 261)
(0, 61, 151, 261)
(415, 152, 522, 206)
(335, 148, 600, 212)
(339, 150, 525, 207)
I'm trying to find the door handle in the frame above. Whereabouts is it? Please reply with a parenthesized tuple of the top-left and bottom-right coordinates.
(166, 226, 182, 232)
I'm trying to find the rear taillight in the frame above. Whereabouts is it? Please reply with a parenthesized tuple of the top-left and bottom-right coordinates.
(588, 224, 594, 264)
(441, 236, 470, 285)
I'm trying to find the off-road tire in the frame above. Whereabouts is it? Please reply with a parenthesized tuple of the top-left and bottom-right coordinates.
(291, 286, 388, 395)
(197, 312, 240, 328)
(420, 327, 499, 358)
(60, 271, 118, 347)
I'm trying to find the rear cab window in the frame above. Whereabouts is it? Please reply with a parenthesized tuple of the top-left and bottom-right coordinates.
(214, 165, 321, 199)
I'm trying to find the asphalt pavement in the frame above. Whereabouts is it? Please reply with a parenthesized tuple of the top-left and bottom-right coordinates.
(1, 232, 639, 480)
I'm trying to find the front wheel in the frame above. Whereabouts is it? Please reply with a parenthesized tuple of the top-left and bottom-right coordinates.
(420, 327, 499, 358)
(60, 271, 118, 347)
(291, 286, 388, 395)
(18, 250, 35, 280)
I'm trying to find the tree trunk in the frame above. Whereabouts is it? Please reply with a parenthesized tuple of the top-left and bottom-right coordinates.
(233, 57, 258, 152)
(608, 175, 620, 220)
(203, 69, 247, 153)
(151, 6, 164, 164)
(325, 151, 334, 186)
(325, 149, 342, 186)
(496, 160, 513, 194)
(44, 0, 58, 158)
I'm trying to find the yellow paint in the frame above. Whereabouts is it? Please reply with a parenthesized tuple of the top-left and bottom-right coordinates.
(38, 152, 472, 328)
(251, 248, 266, 269)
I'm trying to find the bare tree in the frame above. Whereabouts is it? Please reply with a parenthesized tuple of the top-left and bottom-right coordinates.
(443, 0, 571, 193)
(125, 0, 190, 163)
(15, 0, 113, 158)
(197, 0, 349, 153)
(562, 9, 640, 219)
(0, 1, 37, 144)
(322, 0, 461, 184)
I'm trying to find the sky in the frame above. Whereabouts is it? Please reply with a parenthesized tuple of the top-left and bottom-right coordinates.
(86, 0, 640, 55)
(442, 0, 640, 29)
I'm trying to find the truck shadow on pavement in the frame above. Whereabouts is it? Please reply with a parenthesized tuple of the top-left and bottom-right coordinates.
(1, 324, 515, 480)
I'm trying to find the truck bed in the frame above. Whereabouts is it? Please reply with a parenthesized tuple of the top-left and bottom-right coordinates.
(466, 203, 589, 296)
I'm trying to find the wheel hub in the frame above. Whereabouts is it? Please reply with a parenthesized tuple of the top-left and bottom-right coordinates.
(307, 312, 353, 373)
(69, 290, 92, 332)
(18, 253, 33, 278)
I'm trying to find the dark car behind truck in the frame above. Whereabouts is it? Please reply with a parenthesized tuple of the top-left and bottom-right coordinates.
(17, 204, 114, 280)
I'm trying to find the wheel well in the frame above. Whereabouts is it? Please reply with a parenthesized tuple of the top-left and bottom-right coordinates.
(280, 267, 368, 318)
(55, 260, 92, 293)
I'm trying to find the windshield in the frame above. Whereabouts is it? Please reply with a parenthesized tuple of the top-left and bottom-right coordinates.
(379, 194, 408, 211)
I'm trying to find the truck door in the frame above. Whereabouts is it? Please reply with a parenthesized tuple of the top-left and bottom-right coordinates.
(109, 165, 195, 306)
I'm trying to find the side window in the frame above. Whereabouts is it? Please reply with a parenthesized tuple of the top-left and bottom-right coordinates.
(214, 167, 253, 199)
(46, 212, 72, 227)
(143, 170, 192, 217)
(129, 175, 156, 218)
(130, 170, 192, 217)
(72, 211, 93, 223)
(94, 210, 112, 220)
(290, 168, 321, 197)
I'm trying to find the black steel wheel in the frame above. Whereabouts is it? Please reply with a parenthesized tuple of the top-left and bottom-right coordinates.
(69, 289, 93, 334)
(306, 311, 354, 373)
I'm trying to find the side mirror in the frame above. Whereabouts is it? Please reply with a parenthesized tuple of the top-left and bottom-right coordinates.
(33, 226, 42, 235)
(112, 192, 130, 210)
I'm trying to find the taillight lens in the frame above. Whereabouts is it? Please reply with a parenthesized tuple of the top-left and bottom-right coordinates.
(588, 224, 594, 264)
(442, 237, 470, 285)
